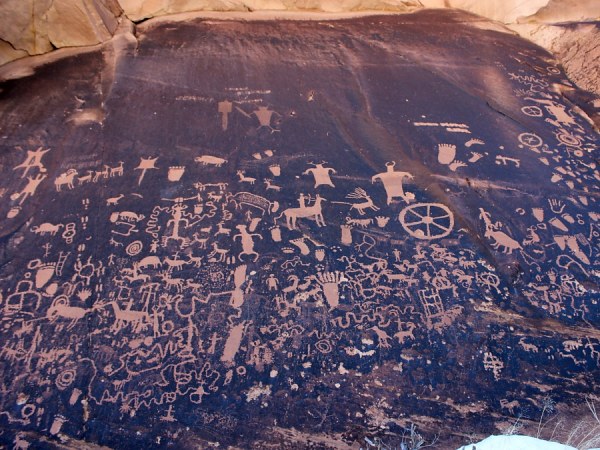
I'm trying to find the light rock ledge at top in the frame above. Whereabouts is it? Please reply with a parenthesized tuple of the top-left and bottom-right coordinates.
(0, 0, 599, 67)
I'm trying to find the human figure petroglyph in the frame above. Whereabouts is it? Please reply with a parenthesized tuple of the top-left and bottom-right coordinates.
(278, 194, 326, 230)
(478, 209, 522, 254)
(372, 162, 414, 204)
(233, 225, 261, 262)
(164, 204, 189, 245)
(13, 147, 50, 178)
(10, 173, 47, 207)
(303, 162, 336, 188)
(235, 105, 280, 132)
(135, 157, 159, 185)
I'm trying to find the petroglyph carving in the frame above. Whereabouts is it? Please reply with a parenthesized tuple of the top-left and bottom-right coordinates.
(31, 222, 64, 236)
(314, 271, 346, 310)
(233, 225, 262, 262)
(55, 169, 78, 191)
(264, 179, 281, 191)
(13, 147, 50, 178)
(135, 157, 159, 185)
(236, 170, 256, 184)
(500, 399, 520, 415)
(479, 209, 521, 254)
(195, 155, 227, 167)
(483, 352, 504, 380)
(394, 322, 416, 344)
(495, 155, 521, 168)
(236, 105, 280, 131)
(399, 203, 454, 240)
(218, 100, 233, 130)
(372, 162, 414, 204)
(332, 188, 379, 215)
(168, 166, 186, 182)
(303, 162, 336, 188)
(278, 194, 326, 230)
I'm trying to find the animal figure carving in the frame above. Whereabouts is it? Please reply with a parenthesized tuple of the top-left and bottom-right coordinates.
(479, 209, 522, 254)
(195, 155, 227, 167)
(46, 296, 94, 329)
(55, 169, 78, 191)
(103, 301, 150, 332)
(332, 188, 380, 215)
(31, 223, 63, 236)
(394, 322, 416, 344)
(278, 195, 327, 230)
(237, 170, 256, 184)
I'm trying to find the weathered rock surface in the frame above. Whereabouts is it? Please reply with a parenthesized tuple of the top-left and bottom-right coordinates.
(0, 0, 122, 58)
(511, 22, 600, 97)
(0, 10, 598, 449)
(1, 0, 599, 67)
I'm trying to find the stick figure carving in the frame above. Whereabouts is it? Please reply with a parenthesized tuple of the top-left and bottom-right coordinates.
(13, 147, 50, 178)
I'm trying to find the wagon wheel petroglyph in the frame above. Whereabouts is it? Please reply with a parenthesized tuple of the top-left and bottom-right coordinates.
(399, 203, 454, 240)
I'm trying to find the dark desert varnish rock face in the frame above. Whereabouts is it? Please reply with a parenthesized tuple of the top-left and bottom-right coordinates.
(0, 10, 598, 449)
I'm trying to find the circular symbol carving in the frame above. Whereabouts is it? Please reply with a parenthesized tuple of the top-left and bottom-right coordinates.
(315, 339, 333, 354)
(521, 105, 543, 117)
(21, 404, 36, 419)
(518, 132, 543, 148)
(555, 131, 582, 148)
(547, 66, 561, 75)
(126, 240, 143, 256)
(399, 203, 454, 240)
(476, 272, 500, 291)
(56, 368, 76, 390)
